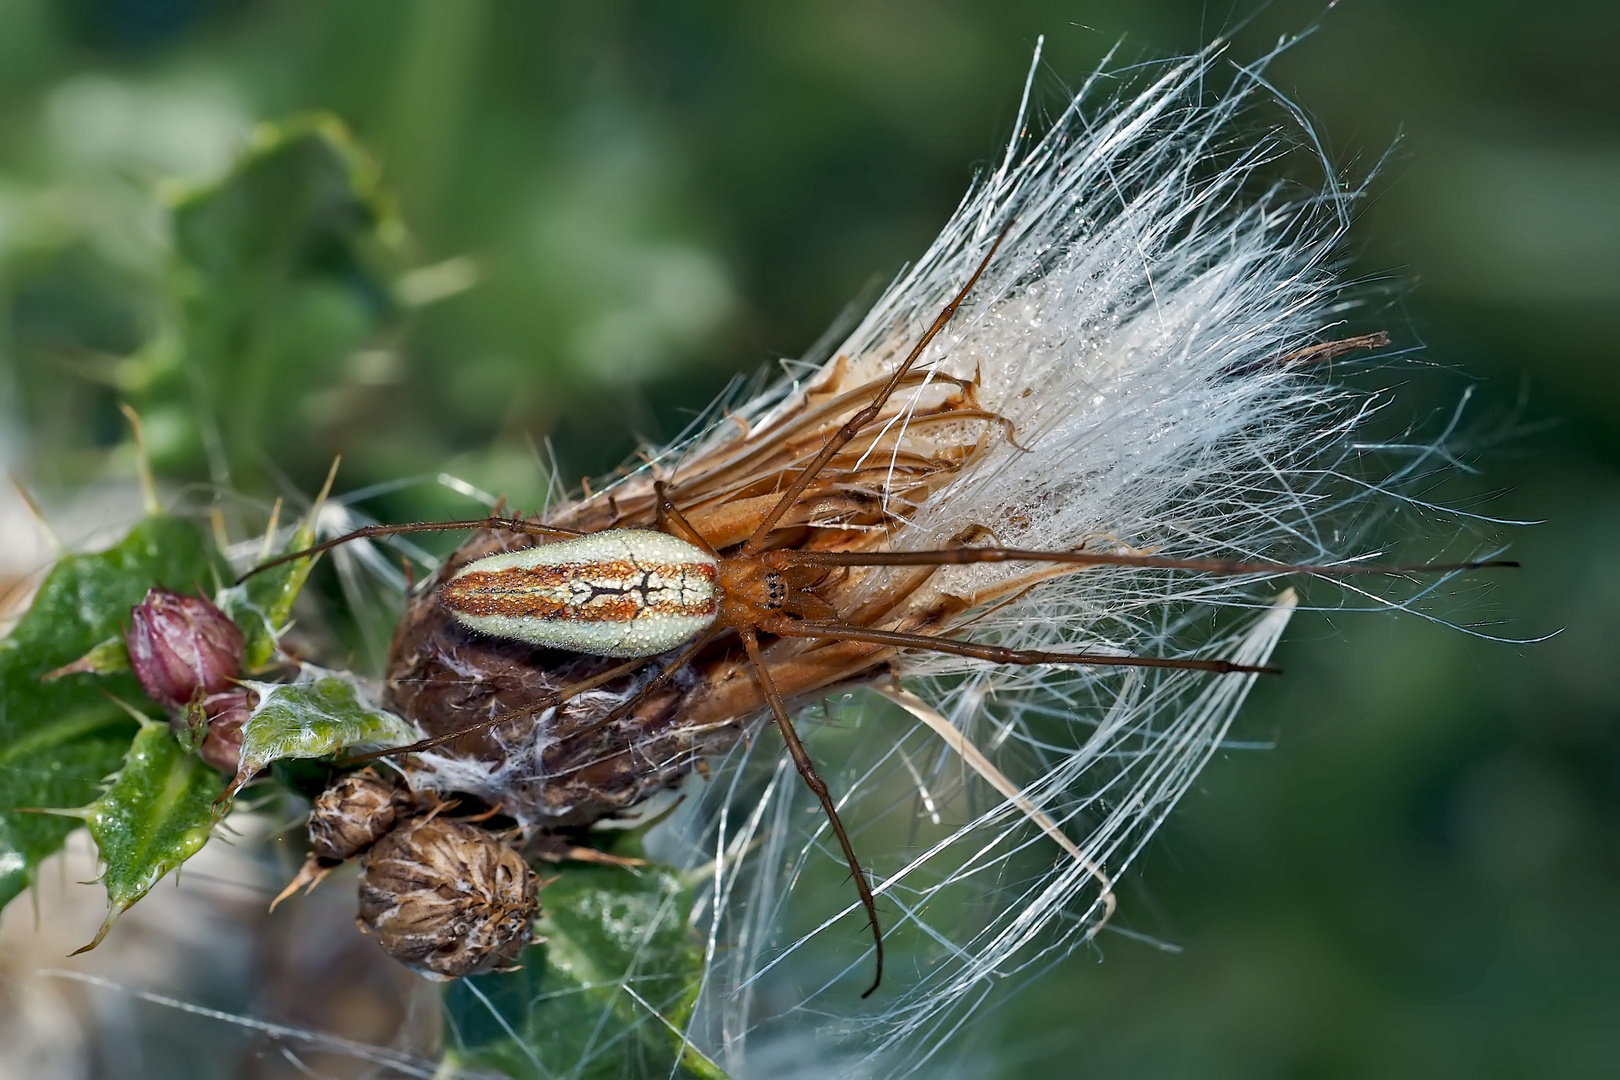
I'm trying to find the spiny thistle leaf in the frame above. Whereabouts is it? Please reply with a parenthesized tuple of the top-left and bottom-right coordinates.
(70, 722, 224, 953)
(149, 112, 404, 486)
(226, 667, 415, 798)
(0, 515, 221, 910)
(444, 857, 726, 1080)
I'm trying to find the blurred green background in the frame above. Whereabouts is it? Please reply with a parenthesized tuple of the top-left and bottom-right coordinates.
(0, 0, 1613, 1077)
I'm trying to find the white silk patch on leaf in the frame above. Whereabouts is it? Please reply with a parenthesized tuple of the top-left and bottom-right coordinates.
(229, 666, 416, 798)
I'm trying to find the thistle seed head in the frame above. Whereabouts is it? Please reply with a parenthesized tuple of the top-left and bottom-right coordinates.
(356, 816, 536, 980)
(308, 769, 406, 862)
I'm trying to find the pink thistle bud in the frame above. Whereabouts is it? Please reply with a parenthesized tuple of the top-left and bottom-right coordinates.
(124, 587, 244, 708)
(196, 689, 254, 774)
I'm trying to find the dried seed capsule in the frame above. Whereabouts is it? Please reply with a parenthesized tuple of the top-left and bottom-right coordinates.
(357, 817, 536, 980)
(307, 770, 404, 863)
(124, 587, 244, 708)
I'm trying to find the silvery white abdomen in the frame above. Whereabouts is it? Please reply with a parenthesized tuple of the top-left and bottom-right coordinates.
(439, 529, 720, 658)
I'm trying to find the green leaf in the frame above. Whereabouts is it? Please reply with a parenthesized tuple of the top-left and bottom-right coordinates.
(41, 636, 131, 680)
(0, 516, 222, 911)
(72, 722, 224, 952)
(226, 666, 414, 798)
(151, 113, 404, 486)
(444, 857, 727, 1080)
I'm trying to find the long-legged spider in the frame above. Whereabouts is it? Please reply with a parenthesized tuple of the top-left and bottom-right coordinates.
(246, 228, 1511, 996)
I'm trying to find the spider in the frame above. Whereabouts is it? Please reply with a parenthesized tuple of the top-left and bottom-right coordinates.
(246, 228, 1510, 996)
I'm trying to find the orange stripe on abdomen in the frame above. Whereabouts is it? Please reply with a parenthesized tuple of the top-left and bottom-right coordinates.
(440, 562, 718, 623)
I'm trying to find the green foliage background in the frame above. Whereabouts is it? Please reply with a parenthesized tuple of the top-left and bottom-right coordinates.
(0, 0, 1613, 1076)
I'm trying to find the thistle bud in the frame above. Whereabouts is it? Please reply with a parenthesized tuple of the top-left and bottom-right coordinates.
(357, 817, 536, 980)
(196, 689, 254, 774)
(308, 770, 405, 862)
(124, 588, 244, 708)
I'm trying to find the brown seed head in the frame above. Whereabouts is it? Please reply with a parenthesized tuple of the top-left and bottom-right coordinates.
(357, 817, 536, 980)
(308, 770, 405, 862)
(124, 587, 244, 708)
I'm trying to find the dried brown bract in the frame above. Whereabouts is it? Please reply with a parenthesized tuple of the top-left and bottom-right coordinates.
(356, 816, 537, 980)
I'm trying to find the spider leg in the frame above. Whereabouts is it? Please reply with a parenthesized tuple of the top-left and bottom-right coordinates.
(237, 517, 582, 583)
(342, 698, 553, 764)
(655, 481, 722, 559)
(740, 222, 1012, 556)
(341, 653, 649, 763)
(782, 546, 1517, 577)
(837, 524, 1002, 629)
(355, 627, 724, 766)
(740, 627, 884, 998)
(762, 619, 1279, 676)
(587, 627, 723, 730)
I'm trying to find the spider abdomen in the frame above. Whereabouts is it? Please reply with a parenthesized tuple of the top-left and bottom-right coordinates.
(439, 528, 720, 658)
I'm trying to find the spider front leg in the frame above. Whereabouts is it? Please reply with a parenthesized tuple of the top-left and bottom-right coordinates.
(237, 516, 583, 582)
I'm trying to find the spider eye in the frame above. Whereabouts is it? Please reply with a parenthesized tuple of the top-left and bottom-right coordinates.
(765, 573, 787, 608)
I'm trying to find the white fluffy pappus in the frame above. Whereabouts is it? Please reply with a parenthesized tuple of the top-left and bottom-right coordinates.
(566, 38, 1501, 1078)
